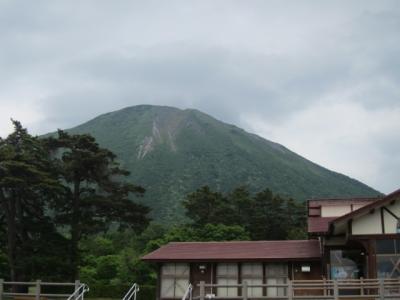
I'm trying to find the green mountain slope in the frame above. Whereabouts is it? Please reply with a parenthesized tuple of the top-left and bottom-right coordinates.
(62, 105, 380, 222)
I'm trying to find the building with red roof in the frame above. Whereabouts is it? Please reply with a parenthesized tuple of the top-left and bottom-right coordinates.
(142, 189, 400, 300)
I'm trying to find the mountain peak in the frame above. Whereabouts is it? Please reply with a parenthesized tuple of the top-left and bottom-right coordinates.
(66, 105, 380, 222)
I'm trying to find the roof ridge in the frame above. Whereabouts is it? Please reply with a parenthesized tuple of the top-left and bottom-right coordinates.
(308, 196, 382, 202)
(168, 239, 315, 245)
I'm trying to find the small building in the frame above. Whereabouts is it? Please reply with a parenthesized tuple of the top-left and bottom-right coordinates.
(142, 188, 400, 300)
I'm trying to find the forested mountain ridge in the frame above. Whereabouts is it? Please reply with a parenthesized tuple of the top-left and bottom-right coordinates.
(56, 105, 380, 222)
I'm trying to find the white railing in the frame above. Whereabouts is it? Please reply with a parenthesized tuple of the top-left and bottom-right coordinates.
(194, 278, 400, 300)
(67, 284, 89, 300)
(0, 280, 89, 300)
(182, 284, 193, 300)
(122, 283, 139, 300)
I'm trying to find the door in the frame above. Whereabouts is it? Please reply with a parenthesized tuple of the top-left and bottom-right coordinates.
(191, 263, 214, 298)
(292, 261, 323, 296)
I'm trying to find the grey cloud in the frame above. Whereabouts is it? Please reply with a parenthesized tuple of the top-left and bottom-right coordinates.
(0, 0, 399, 192)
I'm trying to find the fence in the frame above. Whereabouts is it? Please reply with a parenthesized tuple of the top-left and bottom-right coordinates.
(0, 280, 88, 300)
(192, 278, 400, 300)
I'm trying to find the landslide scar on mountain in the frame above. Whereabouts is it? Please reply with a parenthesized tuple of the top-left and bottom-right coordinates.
(137, 136, 154, 159)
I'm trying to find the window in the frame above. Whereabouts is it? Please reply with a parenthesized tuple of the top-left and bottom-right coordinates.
(330, 250, 364, 279)
(217, 263, 238, 297)
(265, 263, 287, 297)
(376, 240, 400, 279)
(377, 256, 400, 278)
(376, 240, 396, 254)
(161, 263, 190, 298)
(241, 263, 263, 297)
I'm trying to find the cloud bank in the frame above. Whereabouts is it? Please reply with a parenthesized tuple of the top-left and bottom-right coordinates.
(0, 0, 399, 192)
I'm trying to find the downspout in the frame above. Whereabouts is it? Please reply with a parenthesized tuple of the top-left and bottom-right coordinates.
(318, 236, 324, 278)
(210, 263, 214, 295)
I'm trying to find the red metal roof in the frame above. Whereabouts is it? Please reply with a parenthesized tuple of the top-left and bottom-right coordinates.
(141, 240, 321, 262)
(308, 217, 336, 234)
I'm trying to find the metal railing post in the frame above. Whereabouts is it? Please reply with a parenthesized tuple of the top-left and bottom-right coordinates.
(379, 279, 385, 300)
(74, 280, 81, 299)
(360, 277, 364, 295)
(287, 279, 293, 300)
(333, 280, 339, 300)
(199, 281, 205, 300)
(35, 280, 41, 300)
(323, 278, 327, 296)
(242, 281, 248, 300)
(0, 278, 3, 300)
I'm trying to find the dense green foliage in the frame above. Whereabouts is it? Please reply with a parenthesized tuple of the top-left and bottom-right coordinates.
(183, 186, 307, 240)
(0, 122, 150, 282)
(62, 105, 381, 223)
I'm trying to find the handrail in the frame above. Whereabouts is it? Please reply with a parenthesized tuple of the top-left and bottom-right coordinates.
(182, 284, 193, 300)
(194, 278, 400, 300)
(3, 282, 77, 286)
(122, 283, 139, 300)
(67, 284, 89, 300)
(0, 280, 89, 300)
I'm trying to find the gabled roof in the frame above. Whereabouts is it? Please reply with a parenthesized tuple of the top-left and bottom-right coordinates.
(307, 196, 380, 235)
(330, 189, 400, 228)
(141, 240, 321, 262)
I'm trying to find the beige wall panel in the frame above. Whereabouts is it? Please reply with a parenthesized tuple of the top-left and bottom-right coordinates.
(383, 201, 400, 233)
(321, 205, 351, 217)
(352, 210, 382, 234)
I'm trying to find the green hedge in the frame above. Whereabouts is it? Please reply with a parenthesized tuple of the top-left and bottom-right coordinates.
(86, 284, 156, 300)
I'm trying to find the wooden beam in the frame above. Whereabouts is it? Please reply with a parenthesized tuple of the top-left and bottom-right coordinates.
(367, 240, 377, 279)
(381, 208, 385, 234)
(157, 263, 161, 300)
(383, 206, 399, 219)
(347, 220, 353, 235)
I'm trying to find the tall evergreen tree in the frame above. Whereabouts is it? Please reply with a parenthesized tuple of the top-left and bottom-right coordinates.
(0, 121, 63, 281)
(250, 189, 288, 240)
(182, 186, 227, 227)
(226, 186, 253, 227)
(45, 130, 151, 278)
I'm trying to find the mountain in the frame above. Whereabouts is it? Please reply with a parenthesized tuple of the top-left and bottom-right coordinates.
(61, 105, 380, 222)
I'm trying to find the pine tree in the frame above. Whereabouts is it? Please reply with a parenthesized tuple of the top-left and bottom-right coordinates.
(0, 121, 63, 281)
(44, 130, 150, 278)
(182, 186, 228, 227)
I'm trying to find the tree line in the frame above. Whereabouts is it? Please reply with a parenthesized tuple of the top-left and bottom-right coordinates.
(0, 120, 306, 290)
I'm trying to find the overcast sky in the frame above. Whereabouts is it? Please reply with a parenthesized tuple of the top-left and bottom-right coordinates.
(0, 0, 399, 193)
